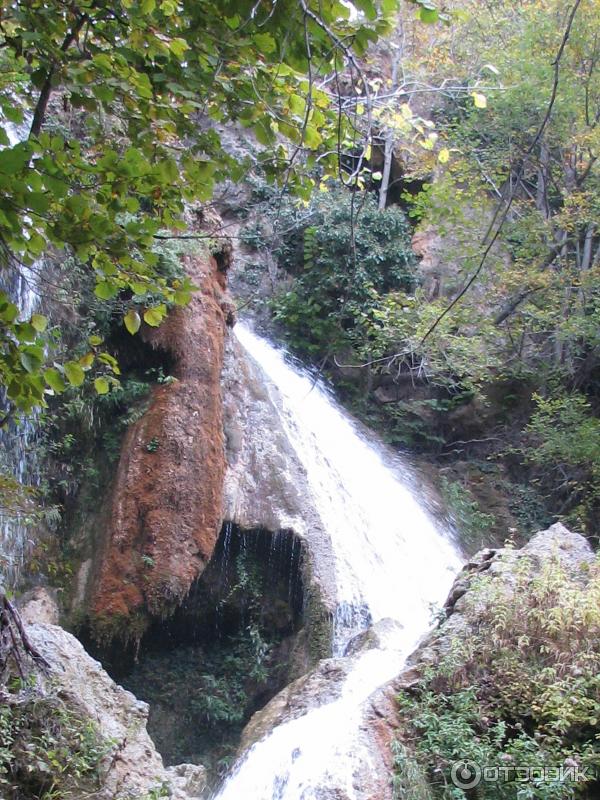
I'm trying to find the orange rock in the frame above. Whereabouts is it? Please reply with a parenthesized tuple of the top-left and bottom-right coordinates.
(90, 246, 233, 637)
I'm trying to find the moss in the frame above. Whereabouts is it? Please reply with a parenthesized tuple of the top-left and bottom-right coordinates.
(302, 571, 334, 665)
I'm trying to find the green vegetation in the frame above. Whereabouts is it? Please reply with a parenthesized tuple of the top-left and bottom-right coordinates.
(394, 550, 600, 799)
(440, 477, 496, 553)
(269, 190, 416, 358)
(120, 526, 304, 783)
(257, 0, 600, 542)
(123, 628, 272, 777)
(0, 0, 432, 419)
(521, 393, 600, 534)
(0, 677, 108, 800)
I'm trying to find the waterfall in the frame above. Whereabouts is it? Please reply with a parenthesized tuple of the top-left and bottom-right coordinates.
(213, 324, 462, 800)
(0, 114, 40, 589)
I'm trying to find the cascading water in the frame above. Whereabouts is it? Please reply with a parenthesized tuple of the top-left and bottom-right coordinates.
(213, 324, 462, 799)
(0, 116, 40, 589)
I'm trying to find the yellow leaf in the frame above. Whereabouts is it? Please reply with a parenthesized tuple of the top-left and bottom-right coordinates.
(472, 92, 487, 109)
(438, 148, 450, 163)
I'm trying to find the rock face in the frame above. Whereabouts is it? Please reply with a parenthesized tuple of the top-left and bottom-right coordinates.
(20, 592, 206, 800)
(90, 245, 234, 634)
(362, 522, 595, 798)
(221, 331, 340, 620)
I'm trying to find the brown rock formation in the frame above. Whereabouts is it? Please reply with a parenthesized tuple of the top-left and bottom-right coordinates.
(90, 243, 234, 636)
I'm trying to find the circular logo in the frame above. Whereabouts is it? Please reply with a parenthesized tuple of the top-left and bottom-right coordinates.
(451, 760, 482, 789)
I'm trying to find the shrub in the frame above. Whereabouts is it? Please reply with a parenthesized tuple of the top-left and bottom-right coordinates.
(395, 551, 600, 799)
(270, 190, 416, 359)
(521, 393, 600, 534)
(0, 679, 108, 800)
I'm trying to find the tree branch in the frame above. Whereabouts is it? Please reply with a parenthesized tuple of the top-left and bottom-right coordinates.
(419, 0, 583, 345)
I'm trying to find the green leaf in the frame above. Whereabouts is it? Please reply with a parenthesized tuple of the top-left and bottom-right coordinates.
(0, 302, 19, 323)
(64, 361, 85, 386)
(304, 125, 322, 149)
(94, 281, 120, 300)
(14, 323, 37, 343)
(94, 376, 110, 394)
(0, 144, 31, 175)
(124, 308, 141, 334)
(173, 289, 191, 306)
(254, 33, 276, 54)
(44, 367, 66, 394)
(30, 314, 48, 332)
(20, 350, 42, 373)
(169, 38, 189, 60)
(419, 7, 438, 23)
(88, 335, 103, 347)
(143, 305, 167, 327)
(79, 352, 95, 369)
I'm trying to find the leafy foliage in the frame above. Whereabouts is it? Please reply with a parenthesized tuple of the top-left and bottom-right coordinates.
(270, 190, 416, 358)
(440, 476, 496, 553)
(0, 0, 413, 417)
(396, 550, 600, 799)
(520, 393, 600, 535)
(0, 678, 108, 800)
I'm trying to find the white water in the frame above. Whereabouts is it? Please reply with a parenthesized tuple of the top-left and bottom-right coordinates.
(0, 114, 40, 589)
(213, 324, 462, 800)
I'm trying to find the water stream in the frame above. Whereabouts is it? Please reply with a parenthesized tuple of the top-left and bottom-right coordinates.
(0, 116, 40, 589)
(213, 324, 462, 799)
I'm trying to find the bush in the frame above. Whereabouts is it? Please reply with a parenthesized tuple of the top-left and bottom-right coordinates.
(520, 393, 600, 535)
(395, 551, 600, 799)
(270, 190, 416, 359)
(0, 679, 108, 800)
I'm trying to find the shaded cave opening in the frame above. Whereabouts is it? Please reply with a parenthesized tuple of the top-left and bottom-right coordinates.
(88, 523, 306, 783)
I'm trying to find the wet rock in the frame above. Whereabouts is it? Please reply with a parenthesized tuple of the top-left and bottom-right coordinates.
(221, 330, 341, 659)
(165, 763, 208, 798)
(344, 619, 405, 656)
(240, 657, 349, 752)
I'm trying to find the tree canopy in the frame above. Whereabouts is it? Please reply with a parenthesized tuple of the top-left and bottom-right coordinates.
(0, 0, 442, 418)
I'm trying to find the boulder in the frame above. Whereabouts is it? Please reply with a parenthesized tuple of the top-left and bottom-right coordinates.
(363, 523, 595, 797)
(21, 592, 206, 799)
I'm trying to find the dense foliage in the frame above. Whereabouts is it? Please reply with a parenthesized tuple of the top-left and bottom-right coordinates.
(0, 677, 108, 800)
(0, 0, 438, 419)
(267, 190, 417, 357)
(394, 549, 600, 799)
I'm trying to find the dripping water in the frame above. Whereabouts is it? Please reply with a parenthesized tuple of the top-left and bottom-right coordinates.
(0, 115, 40, 589)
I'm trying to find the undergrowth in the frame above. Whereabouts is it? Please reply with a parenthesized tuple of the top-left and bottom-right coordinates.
(394, 550, 600, 799)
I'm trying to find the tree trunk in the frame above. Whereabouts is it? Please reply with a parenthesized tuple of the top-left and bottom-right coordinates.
(378, 58, 399, 211)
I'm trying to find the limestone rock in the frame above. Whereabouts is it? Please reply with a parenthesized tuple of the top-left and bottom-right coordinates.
(18, 586, 59, 626)
(221, 329, 341, 616)
(24, 612, 204, 800)
(165, 763, 208, 798)
(363, 523, 594, 797)
(240, 657, 349, 752)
